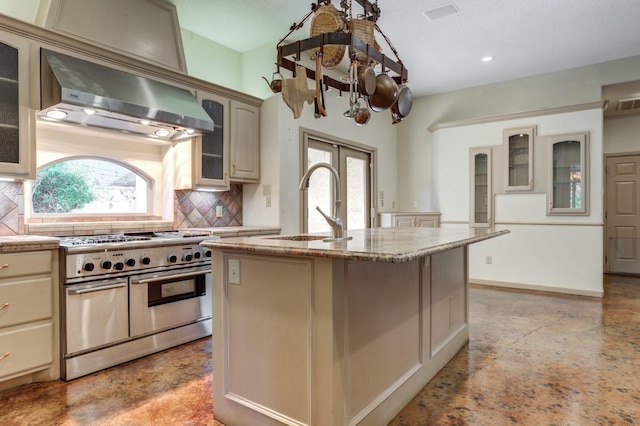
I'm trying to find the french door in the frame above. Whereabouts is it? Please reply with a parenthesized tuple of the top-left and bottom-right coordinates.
(302, 137, 373, 233)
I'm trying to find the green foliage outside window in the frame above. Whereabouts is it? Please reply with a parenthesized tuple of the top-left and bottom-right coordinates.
(32, 162, 95, 213)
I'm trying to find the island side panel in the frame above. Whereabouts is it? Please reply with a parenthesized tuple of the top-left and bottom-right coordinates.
(212, 251, 316, 426)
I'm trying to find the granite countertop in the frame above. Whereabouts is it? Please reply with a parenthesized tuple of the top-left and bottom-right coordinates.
(0, 235, 60, 252)
(179, 226, 281, 238)
(201, 227, 509, 263)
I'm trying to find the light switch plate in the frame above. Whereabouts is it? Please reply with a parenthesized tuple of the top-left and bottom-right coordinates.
(216, 206, 223, 216)
(228, 259, 240, 284)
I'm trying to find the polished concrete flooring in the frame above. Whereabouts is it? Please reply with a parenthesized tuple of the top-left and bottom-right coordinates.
(1, 274, 638, 425)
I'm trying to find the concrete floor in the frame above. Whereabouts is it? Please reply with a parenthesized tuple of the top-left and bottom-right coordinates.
(1, 274, 638, 425)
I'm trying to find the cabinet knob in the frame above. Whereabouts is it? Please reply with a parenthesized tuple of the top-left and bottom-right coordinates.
(232, 164, 236, 174)
(0, 352, 10, 361)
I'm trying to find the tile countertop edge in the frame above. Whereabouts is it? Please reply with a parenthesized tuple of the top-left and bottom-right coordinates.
(0, 236, 60, 252)
(201, 228, 510, 263)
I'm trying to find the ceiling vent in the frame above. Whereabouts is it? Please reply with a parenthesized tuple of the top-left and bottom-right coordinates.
(616, 97, 640, 112)
(423, 3, 459, 21)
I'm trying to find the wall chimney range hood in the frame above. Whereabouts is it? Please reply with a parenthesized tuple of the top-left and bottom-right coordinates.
(39, 49, 214, 140)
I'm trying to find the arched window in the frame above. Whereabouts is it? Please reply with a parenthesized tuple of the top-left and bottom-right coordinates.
(31, 157, 153, 215)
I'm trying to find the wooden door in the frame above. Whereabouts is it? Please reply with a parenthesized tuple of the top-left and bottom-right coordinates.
(606, 155, 640, 273)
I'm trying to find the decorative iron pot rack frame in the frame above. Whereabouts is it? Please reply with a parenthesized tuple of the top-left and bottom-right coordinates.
(276, 0, 409, 93)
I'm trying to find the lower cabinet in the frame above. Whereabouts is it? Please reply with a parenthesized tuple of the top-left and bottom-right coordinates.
(379, 212, 441, 228)
(0, 249, 59, 389)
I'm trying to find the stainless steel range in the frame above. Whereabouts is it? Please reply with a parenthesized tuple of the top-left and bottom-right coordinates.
(58, 231, 218, 380)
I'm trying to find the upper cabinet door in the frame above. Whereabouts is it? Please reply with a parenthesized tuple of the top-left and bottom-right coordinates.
(470, 147, 492, 228)
(0, 31, 34, 178)
(194, 91, 230, 190)
(503, 126, 535, 192)
(229, 100, 260, 183)
(547, 132, 589, 215)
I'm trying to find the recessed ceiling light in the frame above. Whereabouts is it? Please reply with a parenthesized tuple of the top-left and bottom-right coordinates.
(140, 119, 151, 126)
(481, 56, 493, 62)
(155, 129, 170, 137)
(83, 108, 97, 115)
(46, 110, 67, 119)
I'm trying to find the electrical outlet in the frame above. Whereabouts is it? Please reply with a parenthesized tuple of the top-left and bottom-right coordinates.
(266, 196, 271, 207)
(485, 256, 492, 264)
(380, 199, 384, 207)
(216, 205, 223, 216)
(413, 200, 418, 208)
(263, 184, 271, 196)
(228, 259, 240, 284)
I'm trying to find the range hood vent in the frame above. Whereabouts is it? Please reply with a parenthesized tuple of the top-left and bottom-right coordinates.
(39, 49, 214, 140)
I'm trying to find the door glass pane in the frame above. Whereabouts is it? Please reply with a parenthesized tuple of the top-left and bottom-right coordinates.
(0, 42, 19, 165)
(508, 133, 529, 187)
(307, 148, 333, 233)
(346, 156, 366, 230)
(552, 141, 581, 209)
(474, 154, 488, 223)
(201, 99, 224, 180)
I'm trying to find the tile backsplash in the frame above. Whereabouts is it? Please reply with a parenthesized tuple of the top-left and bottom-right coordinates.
(0, 182, 23, 236)
(174, 184, 243, 228)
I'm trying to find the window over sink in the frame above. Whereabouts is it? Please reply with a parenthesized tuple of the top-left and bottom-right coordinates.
(31, 157, 153, 215)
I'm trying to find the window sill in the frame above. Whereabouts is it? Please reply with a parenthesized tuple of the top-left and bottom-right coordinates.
(25, 220, 174, 236)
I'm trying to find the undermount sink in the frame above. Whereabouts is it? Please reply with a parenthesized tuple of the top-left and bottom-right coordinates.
(265, 235, 326, 241)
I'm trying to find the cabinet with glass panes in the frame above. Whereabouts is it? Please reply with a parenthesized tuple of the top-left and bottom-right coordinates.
(503, 126, 535, 191)
(0, 31, 35, 178)
(547, 132, 588, 215)
(469, 147, 492, 227)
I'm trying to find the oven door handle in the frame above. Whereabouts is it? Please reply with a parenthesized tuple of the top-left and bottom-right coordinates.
(68, 281, 127, 295)
(130, 269, 208, 285)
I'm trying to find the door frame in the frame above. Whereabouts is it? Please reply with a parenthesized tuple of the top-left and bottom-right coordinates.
(299, 128, 378, 233)
(603, 151, 640, 273)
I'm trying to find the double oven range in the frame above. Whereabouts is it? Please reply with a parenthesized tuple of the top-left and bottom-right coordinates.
(58, 231, 217, 380)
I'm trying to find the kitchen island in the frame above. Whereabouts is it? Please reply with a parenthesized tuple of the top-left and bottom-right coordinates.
(202, 227, 508, 426)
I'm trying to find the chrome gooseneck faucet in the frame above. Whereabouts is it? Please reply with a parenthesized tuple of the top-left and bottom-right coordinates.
(299, 162, 352, 242)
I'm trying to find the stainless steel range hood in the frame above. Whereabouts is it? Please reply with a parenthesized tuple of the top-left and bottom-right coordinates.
(39, 49, 214, 140)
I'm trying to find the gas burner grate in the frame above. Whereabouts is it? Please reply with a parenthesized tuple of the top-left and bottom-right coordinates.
(59, 234, 152, 246)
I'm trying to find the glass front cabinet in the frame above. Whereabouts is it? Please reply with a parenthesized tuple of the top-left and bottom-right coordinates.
(0, 31, 35, 178)
(469, 147, 492, 227)
(503, 126, 535, 191)
(193, 91, 230, 190)
(547, 132, 589, 215)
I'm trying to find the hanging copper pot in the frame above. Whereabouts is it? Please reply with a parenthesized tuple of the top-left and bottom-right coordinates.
(357, 64, 376, 97)
(367, 73, 398, 112)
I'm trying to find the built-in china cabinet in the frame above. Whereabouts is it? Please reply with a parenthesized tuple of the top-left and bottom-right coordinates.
(547, 132, 589, 215)
(469, 147, 492, 228)
(503, 126, 535, 191)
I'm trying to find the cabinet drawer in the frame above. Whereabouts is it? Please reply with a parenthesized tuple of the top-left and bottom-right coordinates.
(0, 322, 53, 380)
(0, 277, 52, 328)
(0, 251, 52, 279)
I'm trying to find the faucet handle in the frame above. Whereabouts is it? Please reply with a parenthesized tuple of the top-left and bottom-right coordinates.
(315, 206, 338, 227)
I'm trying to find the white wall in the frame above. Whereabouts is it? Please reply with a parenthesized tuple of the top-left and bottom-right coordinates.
(604, 115, 640, 154)
(430, 108, 603, 295)
(0, 0, 41, 23)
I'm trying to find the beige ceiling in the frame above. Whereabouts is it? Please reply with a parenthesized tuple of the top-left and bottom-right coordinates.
(170, 0, 640, 99)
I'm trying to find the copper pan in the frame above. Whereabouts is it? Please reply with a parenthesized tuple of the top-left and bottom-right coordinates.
(390, 84, 412, 123)
(367, 73, 398, 112)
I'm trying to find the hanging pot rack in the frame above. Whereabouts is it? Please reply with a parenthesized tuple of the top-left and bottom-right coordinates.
(275, 0, 408, 93)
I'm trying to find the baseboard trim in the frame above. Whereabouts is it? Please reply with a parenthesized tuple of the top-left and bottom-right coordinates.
(470, 278, 604, 298)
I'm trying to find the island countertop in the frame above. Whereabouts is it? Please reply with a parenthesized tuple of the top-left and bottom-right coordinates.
(201, 227, 508, 263)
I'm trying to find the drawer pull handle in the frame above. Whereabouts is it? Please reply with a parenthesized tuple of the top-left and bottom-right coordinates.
(0, 303, 9, 310)
(0, 352, 10, 361)
(0, 264, 9, 270)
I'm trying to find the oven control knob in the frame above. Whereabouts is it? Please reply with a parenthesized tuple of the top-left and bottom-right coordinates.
(83, 262, 95, 272)
(101, 260, 112, 269)
(141, 256, 151, 265)
(113, 262, 124, 271)
(183, 254, 193, 262)
(126, 258, 136, 267)
(204, 250, 212, 258)
(168, 255, 178, 263)
(194, 252, 202, 259)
